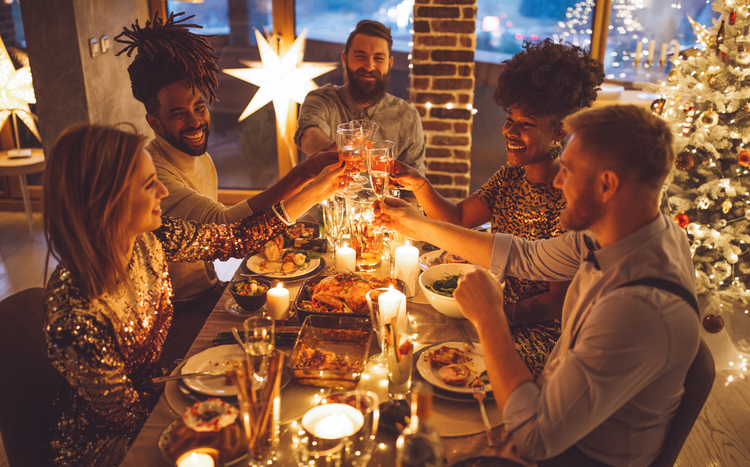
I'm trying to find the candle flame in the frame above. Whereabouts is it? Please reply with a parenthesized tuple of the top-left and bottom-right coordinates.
(276, 283, 284, 289)
(388, 285, 395, 292)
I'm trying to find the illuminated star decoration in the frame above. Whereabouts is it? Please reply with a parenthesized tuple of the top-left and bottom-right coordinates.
(0, 36, 40, 142)
(223, 29, 337, 138)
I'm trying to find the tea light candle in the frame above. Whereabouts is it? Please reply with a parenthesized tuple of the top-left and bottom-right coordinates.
(176, 451, 214, 467)
(267, 283, 289, 320)
(302, 404, 365, 439)
(395, 244, 419, 297)
(336, 245, 356, 273)
(378, 286, 404, 324)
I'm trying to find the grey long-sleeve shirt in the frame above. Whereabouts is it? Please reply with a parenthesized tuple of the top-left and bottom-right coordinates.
(294, 83, 426, 174)
(490, 214, 700, 467)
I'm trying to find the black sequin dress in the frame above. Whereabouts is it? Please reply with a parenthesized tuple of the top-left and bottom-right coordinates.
(43, 210, 286, 466)
(474, 166, 566, 377)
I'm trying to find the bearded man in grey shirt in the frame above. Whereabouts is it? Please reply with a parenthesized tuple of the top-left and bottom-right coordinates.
(294, 20, 426, 174)
(374, 105, 700, 467)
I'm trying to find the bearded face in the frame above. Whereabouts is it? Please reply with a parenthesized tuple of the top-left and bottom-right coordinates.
(345, 61, 390, 105)
(343, 33, 393, 106)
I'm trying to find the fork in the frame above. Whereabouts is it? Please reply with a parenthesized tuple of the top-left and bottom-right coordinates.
(471, 377, 494, 447)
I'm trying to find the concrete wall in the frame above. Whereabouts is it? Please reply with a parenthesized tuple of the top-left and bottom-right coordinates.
(20, 0, 151, 154)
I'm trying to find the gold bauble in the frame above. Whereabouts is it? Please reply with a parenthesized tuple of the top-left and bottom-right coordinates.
(708, 74, 717, 86)
(650, 98, 666, 116)
(668, 68, 682, 83)
(722, 199, 733, 214)
(699, 110, 719, 128)
(675, 151, 695, 170)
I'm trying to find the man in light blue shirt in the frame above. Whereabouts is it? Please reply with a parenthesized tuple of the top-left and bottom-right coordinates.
(374, 105, 700, 466)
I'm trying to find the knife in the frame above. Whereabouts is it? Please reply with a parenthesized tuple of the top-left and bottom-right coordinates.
(457, 324, 475, 351)
(152, 370, 227, 384)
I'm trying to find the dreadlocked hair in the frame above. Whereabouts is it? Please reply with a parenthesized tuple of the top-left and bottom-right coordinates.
(493, 38, 604, 119)
(115, 11, 220, 110)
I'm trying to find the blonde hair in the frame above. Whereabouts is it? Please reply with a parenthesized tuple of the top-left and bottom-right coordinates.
(563, 104, 675, 188)
(44, 124, 147, 298)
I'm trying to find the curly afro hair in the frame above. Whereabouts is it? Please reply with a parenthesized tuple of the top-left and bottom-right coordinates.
(493, 39, 604, 119)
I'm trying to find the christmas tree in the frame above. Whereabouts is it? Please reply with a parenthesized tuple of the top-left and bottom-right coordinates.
(641, 0, 750, 381)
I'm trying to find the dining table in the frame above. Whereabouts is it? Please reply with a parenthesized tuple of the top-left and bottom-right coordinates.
(119, 244, 532, 467)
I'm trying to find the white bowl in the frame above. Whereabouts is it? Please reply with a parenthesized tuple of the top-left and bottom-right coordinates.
(418, 263, 476, 319)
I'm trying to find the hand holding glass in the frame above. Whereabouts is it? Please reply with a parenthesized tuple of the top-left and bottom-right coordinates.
(337, 122, 365, 191)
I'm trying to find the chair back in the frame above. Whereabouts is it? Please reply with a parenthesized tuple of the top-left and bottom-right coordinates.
(648, 337, 715, 467)
(0, 287, 63, 467)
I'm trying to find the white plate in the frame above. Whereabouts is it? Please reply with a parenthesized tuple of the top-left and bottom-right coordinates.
(419, 250, 444, 271)
(416, 342, 491, 394)
(158, 418, 248, 466)
(245, 253, 321, 278)
(181, 345, 247, 397)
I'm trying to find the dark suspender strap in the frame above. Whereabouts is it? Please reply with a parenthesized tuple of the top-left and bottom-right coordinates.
(616, 278, 699, 318)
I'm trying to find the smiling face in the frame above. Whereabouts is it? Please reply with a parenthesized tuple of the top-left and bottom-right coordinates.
(124, 149, 169, 238)
(146, 80, 210, 157)
(343, 33, 393, 105)
(553, 135, 604, 232)
(502, 106, 562, 168)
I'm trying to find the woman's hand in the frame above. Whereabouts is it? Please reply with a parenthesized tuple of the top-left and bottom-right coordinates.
(304, 143, 340, 177)
(390, 161, 428, 193)
(373, 197, 429, 240)
(304, 161, 349, 203)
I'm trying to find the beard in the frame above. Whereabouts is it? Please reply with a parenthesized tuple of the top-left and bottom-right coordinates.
(161, 123, 210, 157)
(345, 64, 390, 105)
(559, 195, 604, 232)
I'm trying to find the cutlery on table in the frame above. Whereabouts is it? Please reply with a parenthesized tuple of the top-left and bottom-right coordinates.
(456, 323, 475, 352)
(152, 370, 227, 384)
(231, 326, 245, 349)
(472, 377, 494, 447)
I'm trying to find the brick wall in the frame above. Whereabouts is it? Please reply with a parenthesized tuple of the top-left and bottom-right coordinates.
(411, 0, 477, 200)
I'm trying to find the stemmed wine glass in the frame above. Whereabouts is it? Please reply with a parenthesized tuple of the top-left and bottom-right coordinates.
(242, 315, 275, 386)
(366, 140, 395, 199)
(320, 196, 347, 270)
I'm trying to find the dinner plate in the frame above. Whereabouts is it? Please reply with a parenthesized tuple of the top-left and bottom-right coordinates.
(416, 342, 492, 394)
(240, 253, 326, 281)
(418, 250, 470, 271)
(179, 347, 292, 398)
(157, 418, 248, 466)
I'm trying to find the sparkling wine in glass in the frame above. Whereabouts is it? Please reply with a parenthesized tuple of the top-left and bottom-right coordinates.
(337, 122, 365, 196)
(321, 196, 348, 270)
(243, 315, 275, 385)
(367, 140, 395, 199)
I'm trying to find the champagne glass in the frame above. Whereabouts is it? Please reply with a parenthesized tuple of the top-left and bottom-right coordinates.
(321, 196, 347, 271)
(337, 121, 366, 192)
(366, 140, 395, 199)
(353, 119, 379, 151)
(243, 315, 275, 385)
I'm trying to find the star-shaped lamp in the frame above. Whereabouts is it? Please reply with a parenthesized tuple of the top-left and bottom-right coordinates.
(223, 29, 337, 138)
(0, 36, 40, 143)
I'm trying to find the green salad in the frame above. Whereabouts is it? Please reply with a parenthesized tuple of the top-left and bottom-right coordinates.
(426, 273, 462, 297)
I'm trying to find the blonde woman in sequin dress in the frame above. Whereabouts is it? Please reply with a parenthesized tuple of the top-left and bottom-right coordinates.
(391, 40, 604, 377)
(42, 124, 346, 467)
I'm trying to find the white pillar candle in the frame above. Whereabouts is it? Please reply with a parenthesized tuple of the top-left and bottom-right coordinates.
(395, 245, 419, 297)
(673, 41, 680, 63)
(378, 286, 404, 326)
(336, 245, 356, 273)
(267, 283, 289, 320)
(176, 451, 215, 467)
(635, 41, 643, 66)
(660, 42, 668, 66)
(302, 403, 365, 439)
(647, 40, 655, 65)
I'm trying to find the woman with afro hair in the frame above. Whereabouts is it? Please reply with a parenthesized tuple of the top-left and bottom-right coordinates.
(393, 39, 604, 376)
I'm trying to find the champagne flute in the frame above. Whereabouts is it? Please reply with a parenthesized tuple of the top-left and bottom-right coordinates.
(321, 196, 347, 270)
(243, 315, 275, 386)
(354, 119, 379, 151)
(366, 140, 395, 199)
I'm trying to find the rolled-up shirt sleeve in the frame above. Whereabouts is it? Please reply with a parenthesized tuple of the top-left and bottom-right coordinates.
(491, 231, 582, 282)
(294, 91, 334, 148)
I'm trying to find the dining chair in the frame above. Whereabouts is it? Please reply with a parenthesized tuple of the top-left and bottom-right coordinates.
(0, 287, 63, 467)
(648, 337, 715, 467)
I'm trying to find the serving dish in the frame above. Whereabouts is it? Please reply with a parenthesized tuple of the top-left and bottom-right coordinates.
(419, 263, 476, 319)
(287, 315, 372, 388)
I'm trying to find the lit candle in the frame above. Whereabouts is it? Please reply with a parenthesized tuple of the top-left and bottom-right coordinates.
(673, 41, 680, 63)
(647, 40, 655, 66)
(336, 245, 356, 273)
(302, 403, 365, 439)
(267, 283, 289, 320)
(635, 41, 643, 66)
(395, 244, 420, 297)
(660, 42, 668, 66)
(176, 451, 215, 467)
(378, 286, 404, 325)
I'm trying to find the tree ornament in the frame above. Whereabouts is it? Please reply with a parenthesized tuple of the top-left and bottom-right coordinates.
(738, 150, 750, 166)
(702, 314, 725, 333)
(716, 20, 726, 60)
(722, 199, 733, 214)
(743, 102, 750, 112)
(739, 51, 750, 65)
(727, 251, 739, 264)
(682, 101, 695, 136)
(675, 151, 695, 170)
(688, 16, 715, 48)
(730, 10, 737, 25)
(667, 68, 682, 83)
(675, 213, 690, 227)
(716, 218, 727, 228)
(708, 74, 718, 86)
(714, 261, 732, 280)
(696, 195, 710, 209)
(651, 98, 666, 115)
(699, 110, 719, 128)
(746, 209, 750, 220)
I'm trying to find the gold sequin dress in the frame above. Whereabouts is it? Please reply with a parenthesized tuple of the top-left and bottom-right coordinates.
(44, 211, 285, 467)
(474, 166, 566, 377)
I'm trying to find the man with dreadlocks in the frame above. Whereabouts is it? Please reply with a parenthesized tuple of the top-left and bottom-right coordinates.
(294, 20, 426, 173)
(116, 13, 337, 365)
